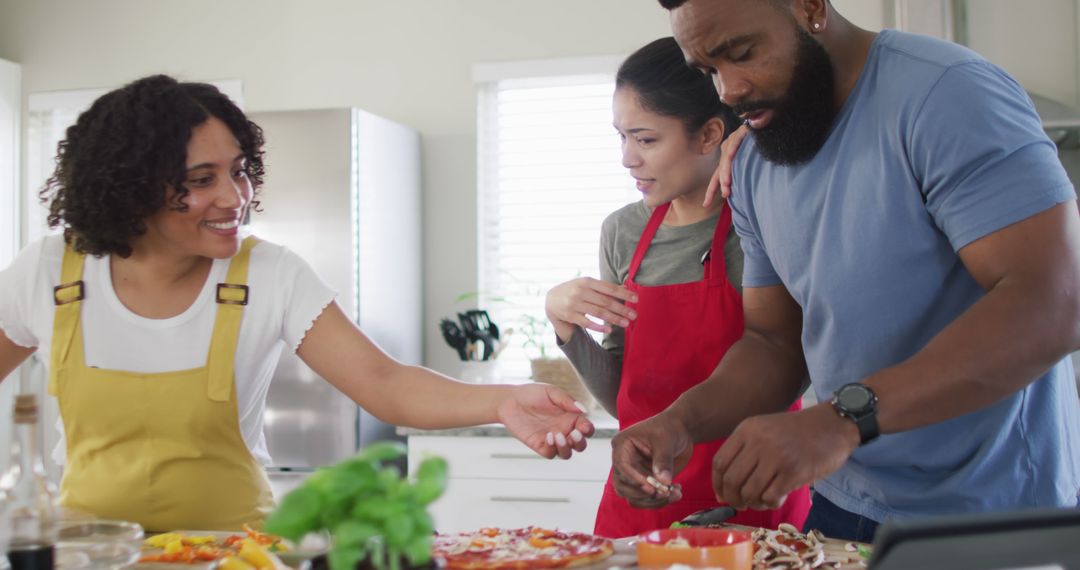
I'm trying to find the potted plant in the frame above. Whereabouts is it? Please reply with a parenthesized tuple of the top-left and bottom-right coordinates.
(264, 442, 447, 570)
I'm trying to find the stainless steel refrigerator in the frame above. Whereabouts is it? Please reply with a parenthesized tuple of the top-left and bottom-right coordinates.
(245, 108, 422, 498)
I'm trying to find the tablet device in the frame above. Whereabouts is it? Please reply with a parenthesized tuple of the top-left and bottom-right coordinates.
(870, 507, 1080, 570)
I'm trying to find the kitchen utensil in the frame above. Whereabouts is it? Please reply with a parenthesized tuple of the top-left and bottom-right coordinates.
(472, 309, 500, 341)
(439, 319, 470, 361)
(636, 528, 752, 570)
(458, 311, 496, 361)
(676, 505, 737, 527)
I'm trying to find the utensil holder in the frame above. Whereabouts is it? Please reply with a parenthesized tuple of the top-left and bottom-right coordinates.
(459, 360, 500, 384)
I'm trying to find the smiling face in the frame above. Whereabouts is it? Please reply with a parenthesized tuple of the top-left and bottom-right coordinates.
(613, 87, 720, 208)
(139, 116, 253, 260)
(672, 0, 838, 165)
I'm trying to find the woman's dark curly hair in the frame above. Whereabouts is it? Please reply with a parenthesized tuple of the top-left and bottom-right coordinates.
(39, 74, 266, 257)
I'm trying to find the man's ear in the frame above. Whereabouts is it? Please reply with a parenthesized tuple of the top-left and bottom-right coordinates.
(699, 117, 727, 154)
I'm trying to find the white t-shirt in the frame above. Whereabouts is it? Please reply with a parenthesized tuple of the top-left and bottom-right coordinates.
(0, 234, 337, 466)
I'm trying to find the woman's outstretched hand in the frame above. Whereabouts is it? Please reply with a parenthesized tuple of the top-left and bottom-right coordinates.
(499, 383, 596, 459)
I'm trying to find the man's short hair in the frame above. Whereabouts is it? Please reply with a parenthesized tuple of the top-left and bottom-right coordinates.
(658, 0, 803, 11)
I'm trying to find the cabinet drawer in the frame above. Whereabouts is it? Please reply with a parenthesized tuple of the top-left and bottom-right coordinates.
(428, 478, 605, 534)
(408, 436, 611, 481)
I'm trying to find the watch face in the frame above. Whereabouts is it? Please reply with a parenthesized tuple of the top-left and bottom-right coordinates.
(839, 384, 872, 410)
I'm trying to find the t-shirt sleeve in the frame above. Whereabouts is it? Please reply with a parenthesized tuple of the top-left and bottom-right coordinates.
(0, 238, 51, 348)
(274, 246, 338, 351)
(598, 213, 626, 365)
(909, 61, 1075, 251)
(728, 163, 783, 288)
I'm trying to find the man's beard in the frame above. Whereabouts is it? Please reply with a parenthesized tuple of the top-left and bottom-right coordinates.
(733, 27, 837, 165)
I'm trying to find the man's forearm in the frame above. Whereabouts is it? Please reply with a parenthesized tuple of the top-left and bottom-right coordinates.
(669, 330, 807, 443)
(867, 272, 1080, 434)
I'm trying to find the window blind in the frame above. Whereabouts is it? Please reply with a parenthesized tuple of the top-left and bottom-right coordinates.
(477, 74, 638, 380)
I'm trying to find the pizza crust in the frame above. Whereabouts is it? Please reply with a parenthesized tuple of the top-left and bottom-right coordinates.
(432, 527, 614, 570)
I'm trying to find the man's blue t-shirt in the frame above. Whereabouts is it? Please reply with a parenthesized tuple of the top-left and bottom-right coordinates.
(729, 29, 1080, 522)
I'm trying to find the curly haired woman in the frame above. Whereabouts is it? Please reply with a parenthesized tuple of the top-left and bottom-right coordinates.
(0, 75, 593, 531)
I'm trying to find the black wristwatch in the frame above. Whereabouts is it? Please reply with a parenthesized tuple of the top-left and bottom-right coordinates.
(831, 383, 879, 445)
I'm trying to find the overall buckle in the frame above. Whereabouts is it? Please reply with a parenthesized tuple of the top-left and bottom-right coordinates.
(53, 281, 85, 305)
(216, 283, 249, 306)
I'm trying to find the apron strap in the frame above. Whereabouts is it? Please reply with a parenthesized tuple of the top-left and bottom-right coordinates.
(705, 201, 734, 281)
(626, 203, 670, 283)
(205, 236, 260, 402)
(49, 244, 87, 396)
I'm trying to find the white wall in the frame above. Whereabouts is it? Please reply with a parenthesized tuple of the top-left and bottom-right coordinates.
(965, 0, 1080, 107)
(0, 0, 1077, 376)
(834, 0, 890, 31)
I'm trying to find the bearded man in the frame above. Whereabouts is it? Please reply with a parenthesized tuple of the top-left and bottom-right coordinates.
(609, 0, 1080, 542)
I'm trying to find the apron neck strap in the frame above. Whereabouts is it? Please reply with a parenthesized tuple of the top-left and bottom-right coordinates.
(705, 201, 733, 280)
(205, 236, 260, 402)
(626, 203, 670, 283)
(49, 243, 87, 395)
(627, 202, 733, 283)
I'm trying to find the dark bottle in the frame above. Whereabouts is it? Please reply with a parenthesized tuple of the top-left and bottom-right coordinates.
(1, 395, 58, 570)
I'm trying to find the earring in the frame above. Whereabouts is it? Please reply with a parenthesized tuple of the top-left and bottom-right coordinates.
(812, 22, 821, 30)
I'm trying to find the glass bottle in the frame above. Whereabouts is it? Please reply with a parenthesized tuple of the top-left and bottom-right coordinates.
(0, 394, 58, 570)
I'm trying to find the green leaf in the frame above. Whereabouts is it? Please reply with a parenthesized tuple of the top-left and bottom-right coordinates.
(319, 498, 353, 530)
(308, 467, 369, 501)
(329, 545, 365, 570)
(376, 466, 403, 490)
(411, 510, 435, 537)
(263, 484, 324, 542)
(334, 520, 380, 547)
(413, 457, 448, 505)
(403, 534, 433, 565)
(857, 544, 873, 559)
(351, 496, 398, 522)
(382, 514, 415, 549)
(356, 441, 407, 464)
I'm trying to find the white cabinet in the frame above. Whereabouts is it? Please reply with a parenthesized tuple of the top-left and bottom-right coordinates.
(407, 435, 611, 534)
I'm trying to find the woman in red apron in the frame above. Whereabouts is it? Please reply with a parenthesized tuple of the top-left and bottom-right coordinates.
(546, 38, 810, 537)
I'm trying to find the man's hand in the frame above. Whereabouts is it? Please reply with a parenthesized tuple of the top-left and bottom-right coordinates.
(499, 383, 595, 459)
(610, 412, 694, 508)
(712, 403, 859, 509)
(704, 124, 750, 207)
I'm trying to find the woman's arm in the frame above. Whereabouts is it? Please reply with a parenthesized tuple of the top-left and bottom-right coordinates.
(297, 301, 594, 458)
(0, 330, 35, 384)
(557, 326, 621, 417)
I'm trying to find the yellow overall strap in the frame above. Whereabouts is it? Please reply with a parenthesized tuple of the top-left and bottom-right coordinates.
(206, 236, 260, 402)
(49, 245, 87, 396)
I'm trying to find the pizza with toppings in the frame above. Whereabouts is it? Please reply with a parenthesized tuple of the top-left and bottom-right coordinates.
(431, 526, 614, 569)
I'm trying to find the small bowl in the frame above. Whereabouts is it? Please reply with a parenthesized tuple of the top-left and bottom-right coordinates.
(636, 528, 753, 569)
(54, 541, 141, 570)
(54, 519, 145, 547)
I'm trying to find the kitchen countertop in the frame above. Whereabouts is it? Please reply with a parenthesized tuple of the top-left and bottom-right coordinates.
(579, 531, 869, 569)
(396, 412, 620, 438)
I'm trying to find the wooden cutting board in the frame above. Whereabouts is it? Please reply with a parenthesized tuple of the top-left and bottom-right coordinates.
(576, 528, 870, 569)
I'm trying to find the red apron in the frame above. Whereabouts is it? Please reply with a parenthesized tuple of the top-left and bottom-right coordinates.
(594, 202, 811, 538)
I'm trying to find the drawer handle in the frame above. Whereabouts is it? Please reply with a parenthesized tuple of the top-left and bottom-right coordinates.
(489, 496, 571, 503)
(489, 453, 545, 460)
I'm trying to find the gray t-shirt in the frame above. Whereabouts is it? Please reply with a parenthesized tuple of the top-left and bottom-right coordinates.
(559, 200, 743, 416)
